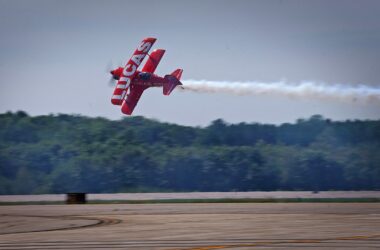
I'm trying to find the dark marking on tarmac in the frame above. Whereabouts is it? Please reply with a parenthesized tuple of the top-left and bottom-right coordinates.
(0, 214, 122, 235)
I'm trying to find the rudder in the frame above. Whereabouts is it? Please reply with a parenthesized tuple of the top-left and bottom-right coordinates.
(163, 73, 182, 96)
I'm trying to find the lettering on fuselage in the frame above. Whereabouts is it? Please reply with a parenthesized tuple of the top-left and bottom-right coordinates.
(117, 41, 152, 99)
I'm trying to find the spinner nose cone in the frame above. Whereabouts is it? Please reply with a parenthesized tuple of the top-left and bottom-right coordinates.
(110, 70, 120, 80)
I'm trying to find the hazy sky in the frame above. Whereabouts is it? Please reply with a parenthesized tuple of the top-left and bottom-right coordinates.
(1, 0, 380, 126)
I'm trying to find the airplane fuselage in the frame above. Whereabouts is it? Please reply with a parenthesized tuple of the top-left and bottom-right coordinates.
(111, 67, 169, 88)
(134, 72, 173, 87)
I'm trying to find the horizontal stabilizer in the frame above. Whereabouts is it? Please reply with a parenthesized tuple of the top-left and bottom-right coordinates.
(171, 69, 183, 80)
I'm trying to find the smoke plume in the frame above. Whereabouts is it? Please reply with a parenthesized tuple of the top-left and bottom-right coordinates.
(181, 80, 380, 103)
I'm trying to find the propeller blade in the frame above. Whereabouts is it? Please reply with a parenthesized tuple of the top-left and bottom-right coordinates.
(105, 61, 113, 73)
(108, 77, 116, 87)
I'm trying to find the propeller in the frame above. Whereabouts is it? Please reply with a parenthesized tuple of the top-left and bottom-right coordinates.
(106, 60, 125, 87)
(105, 60, 113, 73)
(106, 61, 116, 87)
(108, 76, 116, 87)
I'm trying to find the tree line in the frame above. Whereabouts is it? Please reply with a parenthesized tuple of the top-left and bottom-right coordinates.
(0, 111, 379, 194)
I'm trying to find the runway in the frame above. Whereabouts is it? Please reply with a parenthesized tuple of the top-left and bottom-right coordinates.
(1, 203, 379, 249)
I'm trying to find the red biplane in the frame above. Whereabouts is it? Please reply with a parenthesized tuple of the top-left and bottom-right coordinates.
(110, 37, 183, 115)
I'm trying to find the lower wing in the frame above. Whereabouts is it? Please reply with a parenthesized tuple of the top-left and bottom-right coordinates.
(121, 85, 149, 115)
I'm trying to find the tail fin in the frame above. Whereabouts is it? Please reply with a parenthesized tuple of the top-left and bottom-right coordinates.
(171, 69, 183, 80)
(163, 69, 183, 96)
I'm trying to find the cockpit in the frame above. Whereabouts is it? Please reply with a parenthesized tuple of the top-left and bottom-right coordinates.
(138, 72, 151, 80)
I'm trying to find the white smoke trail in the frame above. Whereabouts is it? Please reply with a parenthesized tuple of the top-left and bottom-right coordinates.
(181, 79, 380, 103)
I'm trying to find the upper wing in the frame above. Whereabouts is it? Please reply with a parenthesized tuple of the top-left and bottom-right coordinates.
(111, 37, 156, 105)
(141, 49, 165, 73)
(121, 85, 148, 115)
